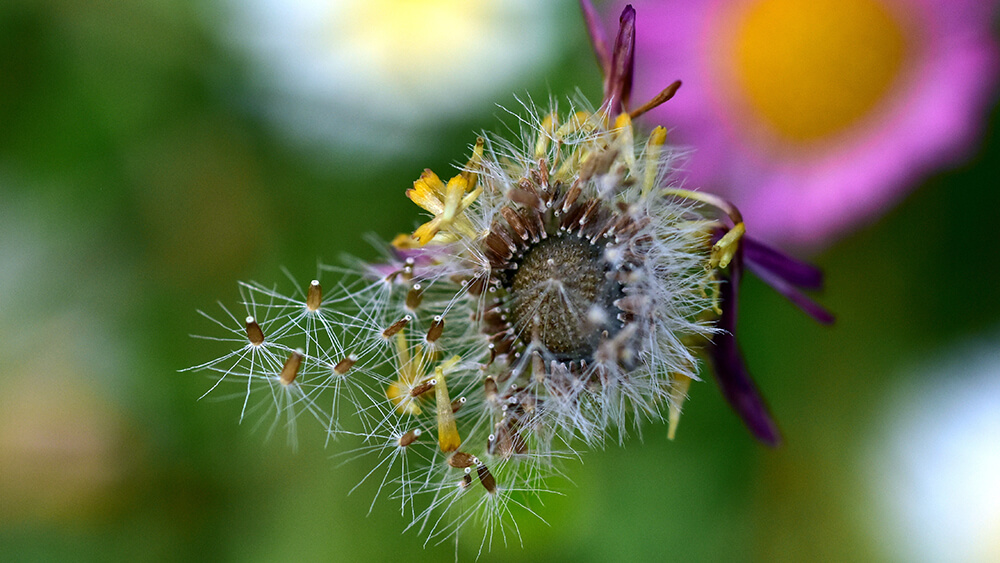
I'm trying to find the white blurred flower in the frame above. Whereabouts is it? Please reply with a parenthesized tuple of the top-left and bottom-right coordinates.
(871, 334, 1000, 563)
(220, 0, 570, 155)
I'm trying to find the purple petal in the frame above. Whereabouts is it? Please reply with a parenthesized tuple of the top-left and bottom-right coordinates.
(746, 260, 836, 325)
(579, 0, 611, 78)
(604, 5, 636, 113)
(743, 236, 824, 290)
(709, 251, 783, 446)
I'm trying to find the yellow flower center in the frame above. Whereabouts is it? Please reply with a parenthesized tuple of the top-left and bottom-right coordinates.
(341, 0, 487, 83)
(723, 0, 908, 143)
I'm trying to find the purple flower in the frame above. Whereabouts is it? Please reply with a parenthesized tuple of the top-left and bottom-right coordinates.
(584, 1, 834, 444)
(608, 0, 1000, 246)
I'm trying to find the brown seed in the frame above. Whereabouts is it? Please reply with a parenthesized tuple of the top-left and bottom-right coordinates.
(493, 225, 517, 254)
(485, 231, 513, 261)
(484, 376, 498, 403)
(534, 157, 550, 190)
(508, 185, 541, 210)
(382, 315, 411, 339)
(279, 349, 304, 386)
(334, 354, 357, 375)
(426, 316, 445, 343)
(614, 295, 649, 315)
(409, 378, 436, 397)
(450, 396, 466, 413)
(561, 183, 581, 213)
(501, 207, 530, 241)
(488, 417, 527, 459)
(465, 275, 488, 296)
(476, 463, 497, 494)
(405, 284, 424, 311)
(491, 336, 513, 356)
(519, 208, 543, 242)
(578, 199, 601, 227)
(447, 451, 476, 469)
(245, 316, 264, 346)
(560, 201, 586, 231)
(306, 280, 322, 311)
(398, 428, 422, 447)
(588, 213, 616, 242)
(484, 248, 508, 270)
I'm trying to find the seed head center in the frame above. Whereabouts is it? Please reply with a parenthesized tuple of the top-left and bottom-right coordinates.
(508, 235, 613, 359)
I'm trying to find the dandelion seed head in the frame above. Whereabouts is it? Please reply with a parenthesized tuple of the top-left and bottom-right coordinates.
(188, 2, 832, 550)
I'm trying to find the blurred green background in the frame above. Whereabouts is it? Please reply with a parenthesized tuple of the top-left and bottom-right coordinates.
(2, 1, 998, 561)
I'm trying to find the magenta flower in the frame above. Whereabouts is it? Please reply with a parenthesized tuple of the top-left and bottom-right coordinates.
(582, 1, 835, 444)
(609, 0, 1000, 245)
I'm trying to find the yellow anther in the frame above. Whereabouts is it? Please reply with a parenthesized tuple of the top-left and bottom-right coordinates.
(642, 126, 668, 198)
(612, 112, 636, 172)
(460, 137, 485, 191)
(534, 112, 558, 159)
(434, 364, 461, 452)
(386, 330, 424, 415)
(555, 111, 594, 138)
(391, 232, 422, 249)
(407, 169, 482, 246)
(711, 222, 746, 270)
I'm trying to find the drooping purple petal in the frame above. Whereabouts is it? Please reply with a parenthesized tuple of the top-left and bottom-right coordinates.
(708, 250, 783, 446)
(743, 236, 824, 290)
(579, 0, 611, 79)
(603, 5, 636, 114)
(747, 260, 836, 325)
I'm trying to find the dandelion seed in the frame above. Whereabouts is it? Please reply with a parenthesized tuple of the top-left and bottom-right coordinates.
(188, 1, 833, 549)
(333, 354, 357, 376)
(426, 316, 445, 344)
(409, 378, 436, 398)
(245, 316, 264, 346)
(476, 462, 498, 495)
(382, 315, 411, 339)
(447, 451, 477, 469)
(398, 428, 422, 448)
(306, 280, 322, 312)
(405, 283, 425, 312)
(278, 349, 303, 386)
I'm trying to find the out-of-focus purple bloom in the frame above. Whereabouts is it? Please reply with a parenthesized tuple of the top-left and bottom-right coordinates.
(584, 1, 834, 444)
(610, 0, 1000, 246)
